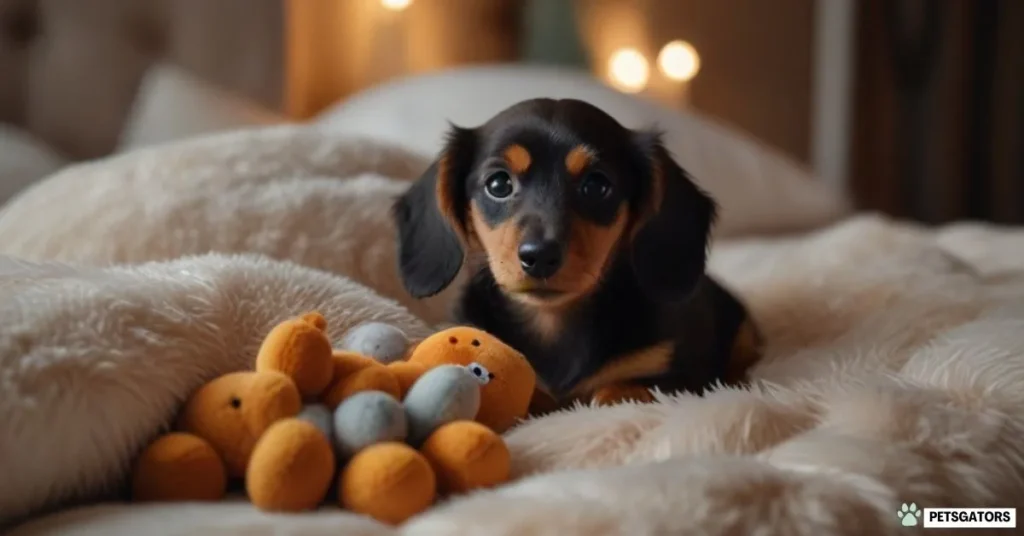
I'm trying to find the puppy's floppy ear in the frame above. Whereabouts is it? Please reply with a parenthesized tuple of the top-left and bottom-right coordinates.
(391, 125, 477, 298)
(629, 130, 717, 302)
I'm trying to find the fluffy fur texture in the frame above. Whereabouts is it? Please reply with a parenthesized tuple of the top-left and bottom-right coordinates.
(6, 216, 1024, 535)
(3, 129, 1022, 535)
(420, 216, 1024, 536)
(0, 253, 433, 527)
(0, 126, 456, 326)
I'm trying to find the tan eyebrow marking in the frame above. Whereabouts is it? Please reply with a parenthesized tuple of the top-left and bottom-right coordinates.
(502, 144, 532, 175)
(565, 145, 595, 177)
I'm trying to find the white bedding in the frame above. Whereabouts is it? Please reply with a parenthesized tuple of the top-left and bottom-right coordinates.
(0, 124, 68, 207)
(0, 253, 432, 527)
(1, 119, 1022, 534)
(6, 214, 1024, 536)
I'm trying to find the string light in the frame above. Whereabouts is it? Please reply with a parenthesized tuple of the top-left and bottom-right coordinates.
(381, 0, 412, 11)
(657, 40, 700, 82)
(607, 48, 649, 93)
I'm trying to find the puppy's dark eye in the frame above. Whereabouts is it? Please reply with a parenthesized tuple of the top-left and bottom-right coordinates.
(579, 172, 613, 200)
(484, 171, 515, 200)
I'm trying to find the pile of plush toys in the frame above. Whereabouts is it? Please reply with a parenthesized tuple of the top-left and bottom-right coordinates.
(131, 312, 538, 525)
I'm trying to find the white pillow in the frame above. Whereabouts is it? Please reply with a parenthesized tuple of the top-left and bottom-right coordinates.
(0, 125, 68, 207)
(315, 65, 851, 238)
(118, 63, 287, 151)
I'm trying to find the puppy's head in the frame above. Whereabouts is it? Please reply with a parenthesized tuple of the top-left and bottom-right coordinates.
(392, 98, 716, 307)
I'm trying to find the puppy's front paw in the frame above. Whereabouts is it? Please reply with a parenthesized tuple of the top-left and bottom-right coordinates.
(591, 383, 655, 406)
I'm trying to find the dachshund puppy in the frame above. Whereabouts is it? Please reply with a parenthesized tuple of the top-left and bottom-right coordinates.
(391, 98, 762, 406)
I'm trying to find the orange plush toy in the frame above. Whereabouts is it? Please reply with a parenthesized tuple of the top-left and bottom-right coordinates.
(131, 313, 538, 526)
(335, 326, 538, 523)
(131, 312, 337, 511)
(401, 327, 537, 433)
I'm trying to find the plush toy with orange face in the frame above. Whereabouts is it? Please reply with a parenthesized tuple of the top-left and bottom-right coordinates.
(399, 327, 538, 433)
(130, 313, 537, 526)
(326, 325, 539, 524)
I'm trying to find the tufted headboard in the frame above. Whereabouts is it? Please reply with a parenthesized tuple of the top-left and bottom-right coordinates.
(0, 0, 284, 160)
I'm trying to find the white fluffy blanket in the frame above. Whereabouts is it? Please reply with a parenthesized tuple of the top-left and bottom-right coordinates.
(2, 130, 1024, 535)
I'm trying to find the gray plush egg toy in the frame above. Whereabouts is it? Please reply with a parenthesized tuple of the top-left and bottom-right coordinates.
(338, 322, 410, 364)
(296, 404, 334, 439)
(332, 391, 408, 459)
(402, 365, 481, 446)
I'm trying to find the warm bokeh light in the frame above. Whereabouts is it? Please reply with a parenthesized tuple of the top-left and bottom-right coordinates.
(607, 48, 649, 93)
(381, 0, 412, 11)
(657, 40, 701, 82)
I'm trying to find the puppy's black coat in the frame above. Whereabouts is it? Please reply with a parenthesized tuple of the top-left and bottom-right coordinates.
(392, 98, 760, 401)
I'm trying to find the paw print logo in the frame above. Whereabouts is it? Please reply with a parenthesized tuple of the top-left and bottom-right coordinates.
(466, 362, 495, 385)
(898, 503, 922, 527)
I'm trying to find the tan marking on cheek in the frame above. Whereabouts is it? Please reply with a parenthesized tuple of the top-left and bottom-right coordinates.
(550, 206, 629, 296)
(564, 145, 594, 177)
(502, 144, 532, 175)
(469, 203, 523, 287)
(569, 342, 674, 397)
(724, 318, 764, 383)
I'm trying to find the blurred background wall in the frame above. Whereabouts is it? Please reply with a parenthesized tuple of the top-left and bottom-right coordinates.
(1, 0, 1021, 224)
(285, 0, 1024, 224)
(287, 0, 819, 171)
(851, 0, 1024, 224)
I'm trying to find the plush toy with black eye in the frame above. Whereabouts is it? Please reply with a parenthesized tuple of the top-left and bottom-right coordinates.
(130, 318, 539, 527)
(403, 326, 538, 433)
(467, 362, 495, 384)
(337, 326, 540, 524)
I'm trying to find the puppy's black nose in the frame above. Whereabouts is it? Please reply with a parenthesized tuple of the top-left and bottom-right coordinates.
(518, 239, 563, 279)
